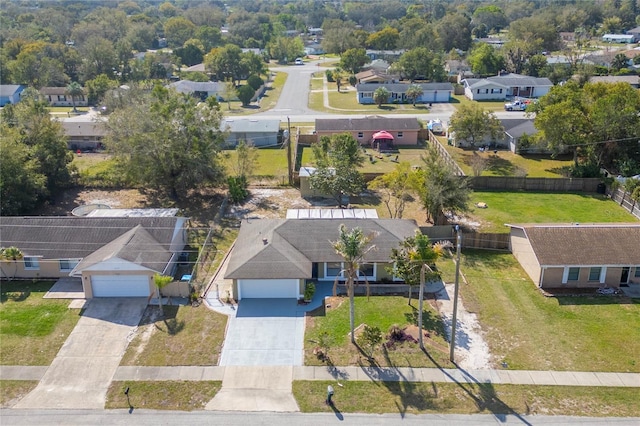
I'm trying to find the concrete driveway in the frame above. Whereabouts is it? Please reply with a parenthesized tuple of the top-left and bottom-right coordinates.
(15, 298, 146, 409)
(219, 299, 305, 366)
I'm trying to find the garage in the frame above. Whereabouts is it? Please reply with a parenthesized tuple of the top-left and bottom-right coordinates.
(90, 275, 151, 298)
(238, 279, 299, 299)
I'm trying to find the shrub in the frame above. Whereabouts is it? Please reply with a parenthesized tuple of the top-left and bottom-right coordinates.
(325, 69, 335, 82)
(357, 325, 382, 359)
(227, 175, 248, 203)
(236, 85, 255, 106)
(247, 74, 264, 90)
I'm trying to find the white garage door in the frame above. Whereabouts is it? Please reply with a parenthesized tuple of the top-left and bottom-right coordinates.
(91, 275, 151, 297)
(238, 279, 299, 299)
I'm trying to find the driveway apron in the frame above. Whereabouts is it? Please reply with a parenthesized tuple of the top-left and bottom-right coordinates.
(14, 298, 146, 410)
(219, 298, 305, 366)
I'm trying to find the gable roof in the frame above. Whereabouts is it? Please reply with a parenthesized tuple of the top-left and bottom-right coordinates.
(0, 85, 24, 97)
(225, 218, 419, 279)
(70, 225, 172, 275)
(60, 120, 107, 138)
(509, 224, 640, 266)
(0, 217, 181, 260)
(501, 118, 537, 138)
(356, 82, 454, 93)
(316, 116, 421, 132)
(466, 74, 553, 88)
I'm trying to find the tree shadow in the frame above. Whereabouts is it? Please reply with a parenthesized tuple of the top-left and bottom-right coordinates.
(404, 308, 447, 338)
(486, 157, 516, 176)
(1, 290, 31, 303)
(140, 305, 185, 335)
(377, 105, 396, 111)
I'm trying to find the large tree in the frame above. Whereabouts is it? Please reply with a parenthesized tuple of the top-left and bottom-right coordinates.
(339, 48, 370, 75)
(449, 103, 505, 148)
(309, 133, 365, 207)
(467, 43, 504, 77)
(418, 146, 471, 225)
(65, 81, 84, 112)
(368, 162, 420, 219)
(104, 85, 226, 200)
(397, 47, 443, 82)
(205, 44, 246, 85)
(331, 224, 377, 344)
(1, 89, 74, 202)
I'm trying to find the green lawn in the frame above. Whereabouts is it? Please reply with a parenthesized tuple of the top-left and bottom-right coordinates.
(300, 146, 427, 174)
(467, 191, 638, 233)
(436, 250, 640, 372)
(0, 281, 82, 365)
(106, 381, 221, 411)
(305, 296, 452, 368)
(440, 141, 574, 178)
(120, 304, 227, 366)
(293, 381, 640, 416)
(222, 147, 289, 179)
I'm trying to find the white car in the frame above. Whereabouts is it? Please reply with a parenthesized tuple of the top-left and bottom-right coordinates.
(294, 58, 304, 65)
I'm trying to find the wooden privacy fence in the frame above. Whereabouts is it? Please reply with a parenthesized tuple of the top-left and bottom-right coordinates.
(421, 225, 510, 250)
(609, 187, 640, 220)
(427, 131, 465, 176)
(468, 176, 601, 192)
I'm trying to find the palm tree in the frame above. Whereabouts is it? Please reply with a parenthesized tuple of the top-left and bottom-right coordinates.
(406, 84, 424, 107)
(331, 224, 377, 344)
(153, 273, 173, 315)
(2, 246, 23, 281)
(65, 82, 84, 112)
(332, 69, 344, 92)
(373, 86, 390, 107)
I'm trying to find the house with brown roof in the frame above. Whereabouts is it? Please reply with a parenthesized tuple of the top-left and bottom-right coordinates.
(225, 217, 419, 299)
(0, 214, 189, 298)
(508, 224, 640, 290)
(315, 116, 422, 146)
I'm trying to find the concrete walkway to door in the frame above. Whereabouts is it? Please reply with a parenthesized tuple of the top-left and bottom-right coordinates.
(14, 298, 147, 410)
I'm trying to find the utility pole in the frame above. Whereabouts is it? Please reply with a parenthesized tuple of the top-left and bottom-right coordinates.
(449, 225, 462, 363)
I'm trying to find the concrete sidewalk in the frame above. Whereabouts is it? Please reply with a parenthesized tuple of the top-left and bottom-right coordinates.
(3, 365, 638, 387)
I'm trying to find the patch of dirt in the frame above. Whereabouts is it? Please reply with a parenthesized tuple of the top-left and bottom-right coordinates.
(324, 296, 345, 311)
(126, 306, 164, 364)
(226, 187, 332, 220)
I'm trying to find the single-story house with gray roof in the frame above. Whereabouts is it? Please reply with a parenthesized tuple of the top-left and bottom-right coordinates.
(222, 118, 281, 147)
(462, 74, 552, 100)
(508, 223, 640, 289)
(59, 120, 107, 151)
(315, 116, 422, 146)
(0, 84, 25, 106)
(0, 215, 188, 298)
(225, 217, 419, 299)
(168, 80, 223, 101)
(356, 82, 453, 104)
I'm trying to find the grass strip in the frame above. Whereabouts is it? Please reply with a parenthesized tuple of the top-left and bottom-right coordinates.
(0, 381, 38, 408)
(106, 381, 221, 411)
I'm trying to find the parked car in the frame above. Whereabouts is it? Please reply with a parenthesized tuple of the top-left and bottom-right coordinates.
(294, 58, 304, 65)
(427, 119, 445, 135)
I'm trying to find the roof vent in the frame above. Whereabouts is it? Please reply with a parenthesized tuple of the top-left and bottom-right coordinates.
(262, 238, 268, 245)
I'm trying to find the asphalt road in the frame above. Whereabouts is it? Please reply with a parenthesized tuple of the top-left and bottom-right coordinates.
(2, 410, 639, 426)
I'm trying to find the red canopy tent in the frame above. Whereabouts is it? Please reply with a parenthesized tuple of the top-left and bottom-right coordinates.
(371, 130, 394, 151)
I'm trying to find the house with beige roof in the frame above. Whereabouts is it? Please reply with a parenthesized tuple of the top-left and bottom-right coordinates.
(225, 217, 419, 300)
(508, 223, 640, 290)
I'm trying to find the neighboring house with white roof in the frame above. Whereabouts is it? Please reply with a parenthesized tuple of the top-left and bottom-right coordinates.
(356, 82, 453, 104)
(508, 223, 640, 289)
(462, 74, 553, 100)
(168, 80, 223, 101)
(222, 118, 281, 147)
(224, 217, 419, 300)
(0, 84, 25, 106)
(602, 33, 636, 43)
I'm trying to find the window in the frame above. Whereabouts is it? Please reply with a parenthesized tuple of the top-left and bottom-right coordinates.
(568, 267, 580, 281)
(24, 257, 40, 270)
(362, 92, 373, 98)
(357, 263, 375, 279)
(326, 262, 342, 278)
(635, 267, 640, 278)
(588, 267, 602, 281)
(59, 259, 79, 272)
(357, 132, 364, 138)
(57, 95, 66, 101)
(397, 132, 403, 138)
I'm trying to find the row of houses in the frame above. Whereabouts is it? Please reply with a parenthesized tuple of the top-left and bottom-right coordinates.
(2, 210, 638, 300)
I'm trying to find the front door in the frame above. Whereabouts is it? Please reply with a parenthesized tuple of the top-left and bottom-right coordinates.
(621, 267, 630, 284)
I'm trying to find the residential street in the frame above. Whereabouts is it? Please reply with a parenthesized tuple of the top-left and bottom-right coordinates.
(2, 410, 639, 426)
